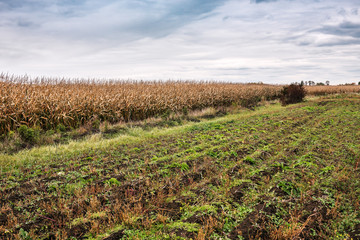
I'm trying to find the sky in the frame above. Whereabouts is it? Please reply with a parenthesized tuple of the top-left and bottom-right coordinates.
(0, 0, 359, 84)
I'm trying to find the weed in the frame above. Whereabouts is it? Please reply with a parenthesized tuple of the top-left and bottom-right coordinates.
(277, 181, 299, 196)
(105, 178, 121, 186)
(321, 165, 335, 174)
(19, 228, 32, 240)
(243, 156, 256, 165)
(169, 162, 190, 172)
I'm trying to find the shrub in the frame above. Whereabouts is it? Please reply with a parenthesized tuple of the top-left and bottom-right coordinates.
(18, 125, 39, 144)
(280, 84, 306, 106)
(182, 107, 189, 116)
(92, 119, 101, 130)
(240, 96, 262, 109)
(56, 124, 66, 133)
(161, 109, 172, 121)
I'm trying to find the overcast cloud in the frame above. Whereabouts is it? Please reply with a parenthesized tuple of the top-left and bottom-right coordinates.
(0, 0, 359, 84)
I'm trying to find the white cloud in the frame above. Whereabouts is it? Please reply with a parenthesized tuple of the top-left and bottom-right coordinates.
(0, 0, 359, 84)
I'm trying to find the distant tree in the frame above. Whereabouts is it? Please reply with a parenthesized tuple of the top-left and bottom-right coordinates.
(326, 81, 330, 85)
(300, 80, 304, 86)
(358, 81, 360, 85)
(316, 82, 325, 86)
(305, 81, 308, 86)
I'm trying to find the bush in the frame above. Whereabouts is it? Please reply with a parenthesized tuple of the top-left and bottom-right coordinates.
(182, 107, 189, 116)
(280, 84, 306, 106)
(56, 123, 66, 133)
(240, 96, 262, 109)
(18, 125, 39, 144)
(92, 119, 101, 130)
(161, 109, 172, 120)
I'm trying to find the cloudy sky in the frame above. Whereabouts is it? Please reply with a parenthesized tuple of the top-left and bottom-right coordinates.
(0, 0, 359, 84)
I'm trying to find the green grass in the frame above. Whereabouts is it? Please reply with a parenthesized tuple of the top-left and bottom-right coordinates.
(0, 94, 359, 240)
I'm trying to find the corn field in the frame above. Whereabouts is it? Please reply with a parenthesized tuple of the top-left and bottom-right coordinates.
(2, 74, 360, 135)
(305, 85, 360, 96)
(0, 74, 281, 135)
